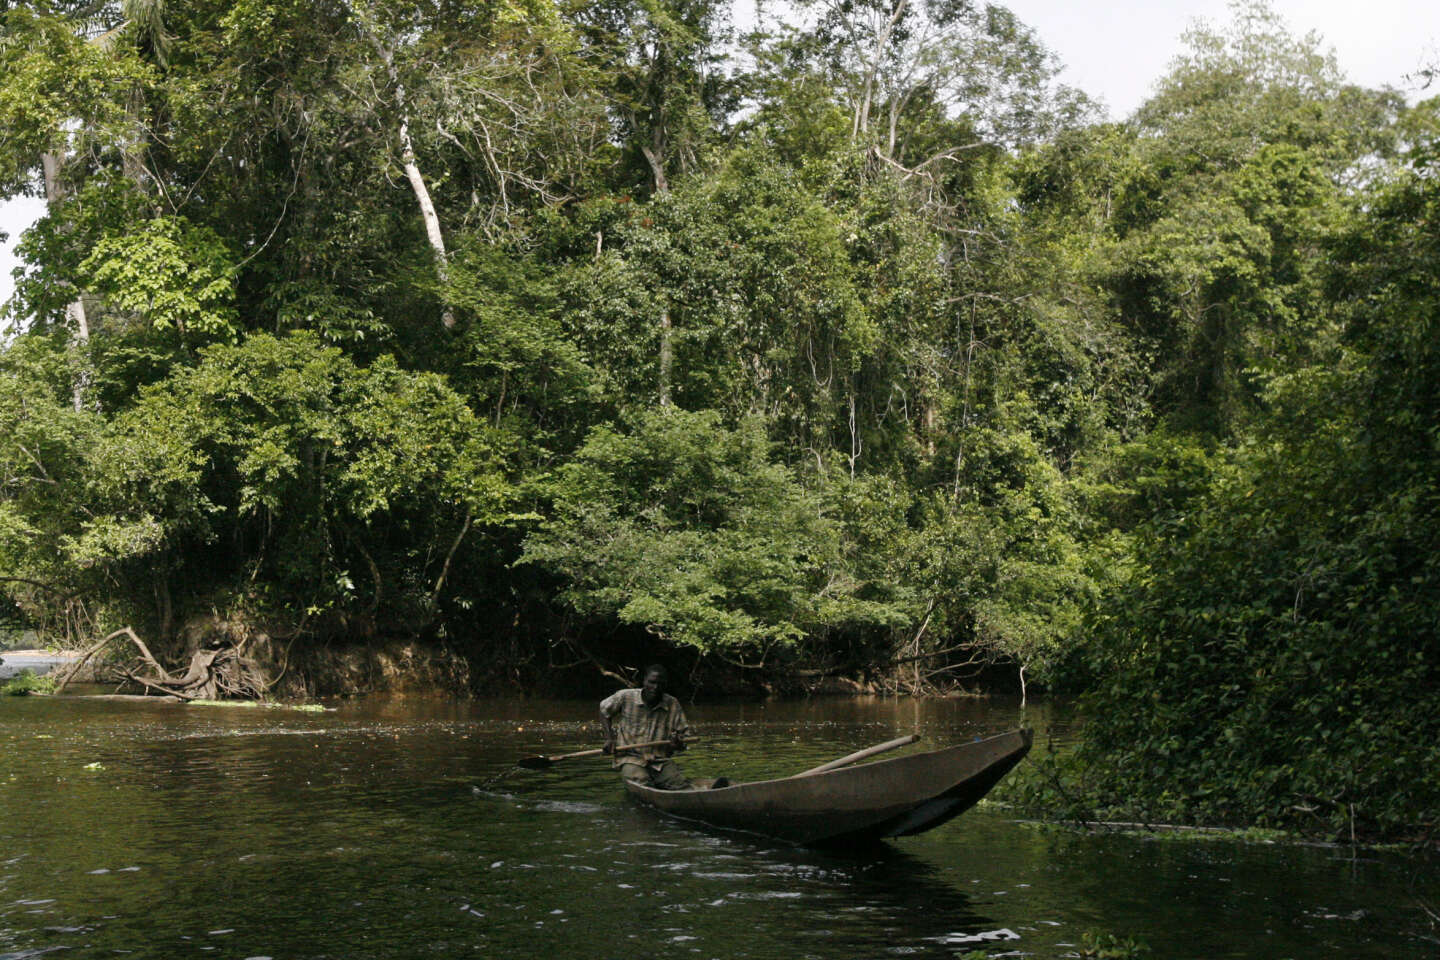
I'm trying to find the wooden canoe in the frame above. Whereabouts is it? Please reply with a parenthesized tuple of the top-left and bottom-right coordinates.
(624, 728, 1033, 846)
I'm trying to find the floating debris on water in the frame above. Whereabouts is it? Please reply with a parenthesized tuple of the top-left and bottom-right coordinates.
(188, 700, 330, 713)
(937, 928, 1020, 945)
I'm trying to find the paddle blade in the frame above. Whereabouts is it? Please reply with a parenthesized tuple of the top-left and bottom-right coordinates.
(515, 756, 554, 770)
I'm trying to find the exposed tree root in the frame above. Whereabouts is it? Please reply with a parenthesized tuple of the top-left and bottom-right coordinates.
(53, 626, 270, 700)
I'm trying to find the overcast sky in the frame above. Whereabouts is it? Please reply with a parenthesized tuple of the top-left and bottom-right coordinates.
(1003, 0, 1437, 117)
(3, 0, 1438, 314)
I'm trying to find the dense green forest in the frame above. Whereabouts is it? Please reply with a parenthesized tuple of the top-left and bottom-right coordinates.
(2, 0, 1437, 838)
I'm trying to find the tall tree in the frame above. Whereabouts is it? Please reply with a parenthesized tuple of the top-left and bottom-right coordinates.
(571, 0, 730, 195)
(794, 0, 1090, 163)
(0, 2, 146, 406)
(1105, 0, 1400, 432)
(568, 0, 731, 405)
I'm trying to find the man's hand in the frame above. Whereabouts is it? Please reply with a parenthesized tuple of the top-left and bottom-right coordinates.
(602, 737, 616, 756)
(671, 731, 687, 753)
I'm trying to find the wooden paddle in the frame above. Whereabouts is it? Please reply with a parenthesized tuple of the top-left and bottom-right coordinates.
(793, 733, 920, 778)
(517, 737, 697, 770)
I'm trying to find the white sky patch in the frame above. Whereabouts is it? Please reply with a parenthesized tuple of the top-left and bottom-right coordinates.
(1000, 0, 1439, 118)
(0, 194, 45, 326)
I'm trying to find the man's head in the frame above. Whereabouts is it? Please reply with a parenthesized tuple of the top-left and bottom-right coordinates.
(641, 664, 669, 705)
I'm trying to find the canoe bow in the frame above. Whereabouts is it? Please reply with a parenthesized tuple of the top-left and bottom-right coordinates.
(623, 728, 1033, 846)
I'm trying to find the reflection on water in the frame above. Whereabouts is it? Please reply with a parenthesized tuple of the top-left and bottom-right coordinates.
(0, 693, 1435, 959)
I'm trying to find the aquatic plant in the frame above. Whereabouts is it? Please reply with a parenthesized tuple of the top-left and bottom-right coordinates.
(1, 669, 56, 696)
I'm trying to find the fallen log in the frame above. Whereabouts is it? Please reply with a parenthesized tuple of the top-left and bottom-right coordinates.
(122, 670, 199, 700)
(53, 628, 139, 692)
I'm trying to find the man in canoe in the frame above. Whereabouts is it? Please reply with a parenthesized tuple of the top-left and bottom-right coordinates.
(600, 664, 693, 789)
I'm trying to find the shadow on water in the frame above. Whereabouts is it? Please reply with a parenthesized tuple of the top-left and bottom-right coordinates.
(620, 801, 1008, 950)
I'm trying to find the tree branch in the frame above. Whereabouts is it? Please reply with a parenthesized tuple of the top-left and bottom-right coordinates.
(429, 508, 473, 605)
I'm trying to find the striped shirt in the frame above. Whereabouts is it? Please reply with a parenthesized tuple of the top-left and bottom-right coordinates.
(599, 688, 690, 766)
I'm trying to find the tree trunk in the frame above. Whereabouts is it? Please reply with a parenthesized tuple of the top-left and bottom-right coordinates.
(658, 305, 673, 406)
(643, 136, 673, 406)
(848, 390, 861, 478)
(397, 105, 453, 328)
(123, 84, 148, 188)
(155, 571, 173, 642)
(366, 27, 455, 330)
(854, 0, 907, 141)
(641, 143, 669, 195)
(41, 151, 90, 411)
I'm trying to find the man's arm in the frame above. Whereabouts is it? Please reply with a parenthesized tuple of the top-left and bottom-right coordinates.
(599, 691, 621, 754)
(669, 699, 690, 752)
(600, 714, 616, 754)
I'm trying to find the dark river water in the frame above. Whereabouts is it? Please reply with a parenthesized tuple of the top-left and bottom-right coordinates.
(1, 693, 1435, 959)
